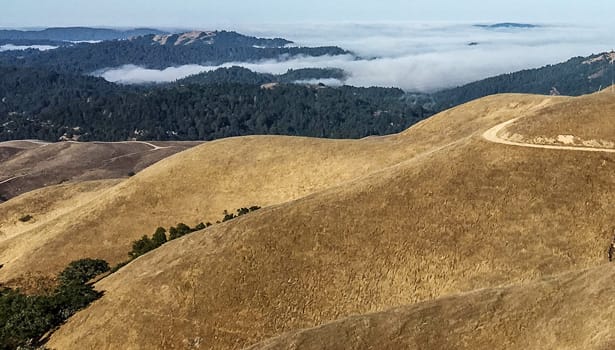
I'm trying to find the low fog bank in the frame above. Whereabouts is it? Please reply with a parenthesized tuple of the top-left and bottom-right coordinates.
(97, 22, 615, 92)
(0, 44, 58, 52)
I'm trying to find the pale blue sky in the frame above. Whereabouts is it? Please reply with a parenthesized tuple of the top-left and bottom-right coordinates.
(2, 0, 614, 28)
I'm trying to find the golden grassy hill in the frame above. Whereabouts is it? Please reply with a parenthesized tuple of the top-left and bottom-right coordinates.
(43, 91, 615, 349)
(0, 179, 121, 243)
(0, 140, 201, 202)
(0, 179, 121, 292)
(0, 94, 548, 287)
(247, 265, 615, 350)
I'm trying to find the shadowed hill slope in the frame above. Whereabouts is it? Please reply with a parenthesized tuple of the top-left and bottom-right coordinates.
(248, 265, 615, 350)
(0, 140, 201, 202)
(44, 91, 615, 349)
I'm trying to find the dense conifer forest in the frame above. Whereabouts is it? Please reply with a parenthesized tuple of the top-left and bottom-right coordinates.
(0, 66, 430, 142)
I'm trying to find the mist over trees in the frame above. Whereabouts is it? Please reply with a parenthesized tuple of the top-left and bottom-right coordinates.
(1, 28, 613, 144)
(0, 66, 430, 142)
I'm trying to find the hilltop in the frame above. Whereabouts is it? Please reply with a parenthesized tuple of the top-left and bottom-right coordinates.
(0, 89, 612, 348)
(150, 30, 291, 48)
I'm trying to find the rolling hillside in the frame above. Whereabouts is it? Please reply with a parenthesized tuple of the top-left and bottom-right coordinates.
(1, 90, 614, 349)
(0, 140, 201, 202)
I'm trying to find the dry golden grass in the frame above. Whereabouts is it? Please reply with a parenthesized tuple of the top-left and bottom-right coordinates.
(506, 90, 615, 147)
(1, 94, 550, 286)
(0, 179, 121, 243)
(248, 265, 615, 350)
(41, 91, 615, 349)
(0, 179, 121, 292)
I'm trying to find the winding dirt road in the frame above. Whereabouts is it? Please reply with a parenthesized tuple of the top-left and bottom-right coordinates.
(0, 175, 27, 185)
(67, 140, 171, 150)
(483, 117, 615, 153)
(1, 139, 170, 151)
(0, 140, 174, 187)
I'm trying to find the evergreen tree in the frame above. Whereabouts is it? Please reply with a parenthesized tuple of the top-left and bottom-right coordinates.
(151, 227, 167, 247)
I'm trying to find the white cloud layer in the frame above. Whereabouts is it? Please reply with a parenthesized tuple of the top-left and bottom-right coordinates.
(0, 44, 58, 52)
(97, 22, 615, 92)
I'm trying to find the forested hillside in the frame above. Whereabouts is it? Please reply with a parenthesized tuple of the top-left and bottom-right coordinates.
(434, 52, 615, 109)
(0, 66, 429, 142)
(175, 67, 347, 85)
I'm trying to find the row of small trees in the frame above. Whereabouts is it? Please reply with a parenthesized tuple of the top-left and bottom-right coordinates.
(127, 206, 262, 261)
(129, 223, 208, 259)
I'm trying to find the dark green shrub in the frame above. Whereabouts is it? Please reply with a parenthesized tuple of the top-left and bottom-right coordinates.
(0, 290, 54, 350)
(58, 259, 110, 285)
(0, 258, 108, 349)
(129, 235, 156, 259)
(18, 215, 33, 223)
(151, 227, 167, 246)
(222, 210, 236, 222)
(52, 283, 102, 320)
(169, 223, 191, 240)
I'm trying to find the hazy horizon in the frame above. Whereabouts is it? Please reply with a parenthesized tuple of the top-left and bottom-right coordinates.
(3, 0, 615, 27)
(3, 1, 615, 91)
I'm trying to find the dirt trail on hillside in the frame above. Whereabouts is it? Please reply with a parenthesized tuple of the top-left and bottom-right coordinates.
(1, 139, 171, 150)
(483, 117, 615, 153)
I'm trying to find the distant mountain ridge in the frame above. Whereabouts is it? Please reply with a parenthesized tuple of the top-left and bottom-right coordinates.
(0, 30, 349, 73)
(0, 27, 167, 41)
(474, 23, 540, 29)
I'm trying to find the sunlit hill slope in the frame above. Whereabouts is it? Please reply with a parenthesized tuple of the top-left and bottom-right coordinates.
(1, 90, 615, 349)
